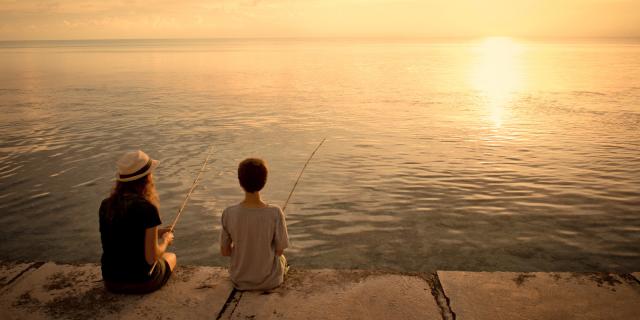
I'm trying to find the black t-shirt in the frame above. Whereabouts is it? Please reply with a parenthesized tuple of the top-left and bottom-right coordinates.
(99, 194, 161, 282)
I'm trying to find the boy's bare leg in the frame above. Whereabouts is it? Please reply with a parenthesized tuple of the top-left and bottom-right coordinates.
(280, 255, 289, 275)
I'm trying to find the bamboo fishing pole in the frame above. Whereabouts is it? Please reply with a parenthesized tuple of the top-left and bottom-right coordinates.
(149, 145, 214, 275)
(282, 138, 326, 212)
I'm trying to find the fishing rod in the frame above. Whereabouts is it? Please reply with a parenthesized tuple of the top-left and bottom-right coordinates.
(149, 145, 214, 275)
(282, 138, 326, 212)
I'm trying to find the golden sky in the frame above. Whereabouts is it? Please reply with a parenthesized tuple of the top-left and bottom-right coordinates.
(1, 0, 639, 40)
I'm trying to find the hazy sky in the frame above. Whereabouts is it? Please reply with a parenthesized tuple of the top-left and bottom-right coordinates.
(1, 0, 639, 40)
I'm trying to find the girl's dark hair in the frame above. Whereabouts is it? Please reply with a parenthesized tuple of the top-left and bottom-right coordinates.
(105, 174, 159, 221)
(238, 158, 268, 193)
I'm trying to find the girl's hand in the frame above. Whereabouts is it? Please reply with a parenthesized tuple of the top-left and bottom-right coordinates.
(158, 226, 172, 236)
(162, 232, 174, 245)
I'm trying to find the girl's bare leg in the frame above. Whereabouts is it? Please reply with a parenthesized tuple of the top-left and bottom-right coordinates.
(163, 252, 177, 271)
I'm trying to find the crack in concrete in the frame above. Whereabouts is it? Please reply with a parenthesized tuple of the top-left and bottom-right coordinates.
(423, 273, 456, 320)
(227, 291, 243, 319)
(622, 273, 640, 286)
(1, 261, 45, 294)
(215, 288, 240, 320)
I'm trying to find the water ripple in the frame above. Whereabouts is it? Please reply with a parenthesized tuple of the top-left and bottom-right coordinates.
(1, 41, 639, 272)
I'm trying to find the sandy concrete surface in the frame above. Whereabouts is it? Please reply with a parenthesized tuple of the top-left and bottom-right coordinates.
(0, 263, 445, 320)
(3, 262, 640, 320)
(0, 262, 232, 320)
(220, 269, 443, 320)
(438, 271, 640, 320)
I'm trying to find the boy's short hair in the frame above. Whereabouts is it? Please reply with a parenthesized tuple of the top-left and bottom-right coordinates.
(238, 158, 268, 193)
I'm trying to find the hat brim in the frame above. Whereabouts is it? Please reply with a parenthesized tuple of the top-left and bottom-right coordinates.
(116, 159, 159, 182)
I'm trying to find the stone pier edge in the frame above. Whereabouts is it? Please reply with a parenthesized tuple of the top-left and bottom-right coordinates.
(1, 261, 639, 320)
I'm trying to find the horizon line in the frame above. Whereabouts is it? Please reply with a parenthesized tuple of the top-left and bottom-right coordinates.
(2, 35, 640, 43)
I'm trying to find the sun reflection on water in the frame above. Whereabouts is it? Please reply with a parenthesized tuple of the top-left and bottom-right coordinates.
(471, 37, 525, 128)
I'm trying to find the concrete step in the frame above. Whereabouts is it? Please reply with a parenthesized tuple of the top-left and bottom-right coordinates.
(0, 261, 232, 320)
(438, 271, 640, 320)
(219, 269, 443, 320)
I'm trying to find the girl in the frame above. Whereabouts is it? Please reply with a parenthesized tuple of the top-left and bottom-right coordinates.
(99, 150, 177, 294)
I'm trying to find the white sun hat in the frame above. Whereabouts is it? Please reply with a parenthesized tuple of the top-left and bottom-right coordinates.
(116, 150, 159, 182)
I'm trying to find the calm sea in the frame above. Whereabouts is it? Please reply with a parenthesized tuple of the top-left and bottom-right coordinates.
(0, 38, 639, 272)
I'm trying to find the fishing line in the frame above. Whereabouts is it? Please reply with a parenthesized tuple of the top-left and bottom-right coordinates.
(282, 138, 326, 212)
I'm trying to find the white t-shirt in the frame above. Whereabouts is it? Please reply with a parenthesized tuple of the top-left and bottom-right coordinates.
(220, 203, 290, 290)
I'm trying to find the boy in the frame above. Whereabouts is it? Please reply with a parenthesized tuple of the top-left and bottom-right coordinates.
(220, 158, 290, 290)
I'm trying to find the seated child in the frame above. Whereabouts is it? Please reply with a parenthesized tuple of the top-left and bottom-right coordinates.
(220, 158, 290, 290)
(99, 150, 176, 294)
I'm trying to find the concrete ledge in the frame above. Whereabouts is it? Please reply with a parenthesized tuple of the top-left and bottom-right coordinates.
(220, 269, 442, 320)
(2, 262, 639, 320)
(438, 271, 640, 320)
(0, 262, 232, 320)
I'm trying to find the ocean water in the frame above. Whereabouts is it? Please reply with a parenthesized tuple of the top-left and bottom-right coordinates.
(0, 38, 639, 272)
